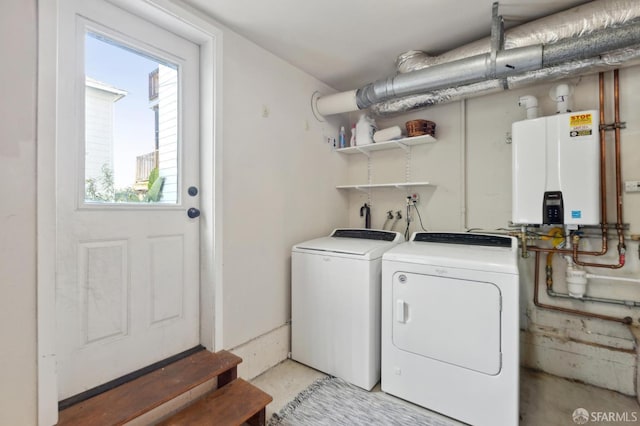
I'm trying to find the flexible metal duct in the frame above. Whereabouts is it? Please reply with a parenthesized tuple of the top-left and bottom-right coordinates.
(355, 45, 544, 108)
(371, 45, 640, 116)
(315, 0, 640, 117)
(396, 0, 639, 73)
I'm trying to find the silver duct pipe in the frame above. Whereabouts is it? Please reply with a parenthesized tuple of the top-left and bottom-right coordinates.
(355, 45, 543, 109)
(355, 19, 640, 111)
(315, 0, 640, 117)
(371, 45, 640, 116)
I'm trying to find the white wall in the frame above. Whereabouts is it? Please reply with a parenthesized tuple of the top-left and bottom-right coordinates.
(221, 29, 349, 349)
(345, 102, 464, 233)
(0, 0, 38, 424)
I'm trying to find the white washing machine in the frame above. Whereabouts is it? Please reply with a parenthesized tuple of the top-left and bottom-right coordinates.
(292, 228, 404, 390)
(382, 232, 520, 426)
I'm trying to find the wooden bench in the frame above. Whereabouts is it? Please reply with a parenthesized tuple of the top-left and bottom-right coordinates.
(57, 349, 271, 426)
(157, 378, 273, 426)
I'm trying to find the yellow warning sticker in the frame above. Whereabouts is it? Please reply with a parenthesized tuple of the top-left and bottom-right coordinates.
(569, 113, 593, 137)
(570, 113, 592, 127)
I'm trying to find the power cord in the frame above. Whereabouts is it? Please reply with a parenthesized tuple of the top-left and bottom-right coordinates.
(405, 197, 412, 240)
(404, 197, 428, 239)
(413, 201, 428, 232)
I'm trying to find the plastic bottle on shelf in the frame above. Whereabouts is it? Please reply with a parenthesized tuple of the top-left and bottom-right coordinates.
(339, 126, 346, 148)
(355, 114, 376, 146)
(350, 124, 356, 146)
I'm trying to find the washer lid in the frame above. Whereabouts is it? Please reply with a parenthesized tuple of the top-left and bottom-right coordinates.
(293, 229, 404, 259)
(383, 232, 518, 274)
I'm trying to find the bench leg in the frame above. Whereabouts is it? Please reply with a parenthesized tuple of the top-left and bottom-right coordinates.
(217, 366, 237, 387)
(247, 407, 266, 426)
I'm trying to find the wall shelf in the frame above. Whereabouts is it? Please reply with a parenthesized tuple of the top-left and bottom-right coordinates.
(336, 134, 436, 155)
(336, 182, 433, 191)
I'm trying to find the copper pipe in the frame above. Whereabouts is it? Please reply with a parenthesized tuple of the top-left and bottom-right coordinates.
(528, 239, 606, 256)
(572, 236, 623, 269)
(565, 72, 609, 258)
(613, 69, 626, 247)
(533, 251, 631, 324)
(598, 73, 608, 226)
(572, 70, 626, 268)
(614, 69, 622, 225)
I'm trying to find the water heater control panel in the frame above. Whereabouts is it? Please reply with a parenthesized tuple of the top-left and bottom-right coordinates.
(542, 191, 564, 224)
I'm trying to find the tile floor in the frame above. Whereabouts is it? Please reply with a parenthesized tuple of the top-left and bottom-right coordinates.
(251, 359, 640, 426)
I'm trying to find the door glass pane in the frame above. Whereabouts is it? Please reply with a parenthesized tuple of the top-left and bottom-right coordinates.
(84, 32, 179, 204)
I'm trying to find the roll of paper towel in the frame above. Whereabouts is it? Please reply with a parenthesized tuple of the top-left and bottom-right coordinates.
(373, 126, 404, 143)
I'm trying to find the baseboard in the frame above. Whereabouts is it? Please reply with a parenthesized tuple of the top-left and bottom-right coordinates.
(230, 323, 290, 380)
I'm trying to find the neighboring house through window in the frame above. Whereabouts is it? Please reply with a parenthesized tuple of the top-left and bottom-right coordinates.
(85, 77, 127, 199)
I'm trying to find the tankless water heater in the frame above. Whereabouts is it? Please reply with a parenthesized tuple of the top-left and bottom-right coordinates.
(512, 110, 600, 225)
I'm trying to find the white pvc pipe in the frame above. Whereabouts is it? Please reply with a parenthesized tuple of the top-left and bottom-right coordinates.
(518, 95, 539, 119)
(316, 90, 358, 116)
(586, 273, 640, 284)
(554, 83, 571, 113)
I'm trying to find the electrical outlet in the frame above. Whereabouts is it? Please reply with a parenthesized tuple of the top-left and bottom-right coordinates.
(624, 181, 640, 193)
(410, 193, 419, 203)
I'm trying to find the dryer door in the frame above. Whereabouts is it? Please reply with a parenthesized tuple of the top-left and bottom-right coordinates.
(392, 271, 502, 375)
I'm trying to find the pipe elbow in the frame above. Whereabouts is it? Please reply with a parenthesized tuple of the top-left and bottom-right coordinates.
(518, 95, 539, 119)
(518, 95, 538, 108)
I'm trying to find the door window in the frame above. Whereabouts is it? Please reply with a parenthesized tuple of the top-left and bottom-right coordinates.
(84, 31, 179, 204)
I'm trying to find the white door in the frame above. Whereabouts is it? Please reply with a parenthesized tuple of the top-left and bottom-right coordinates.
(392, 271, 502, 375)
(55, 0, 201, 400)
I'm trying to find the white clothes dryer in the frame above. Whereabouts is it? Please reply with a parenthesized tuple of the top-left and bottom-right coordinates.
(382, 232, 520, 426)
(292, 228, 404, 390)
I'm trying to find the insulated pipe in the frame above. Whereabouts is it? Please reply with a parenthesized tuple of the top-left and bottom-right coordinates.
(370, 46, 640, 116)
(355, 45, 543, 110)
(542, 20, 640, 66)
(316, 19, 640, 116)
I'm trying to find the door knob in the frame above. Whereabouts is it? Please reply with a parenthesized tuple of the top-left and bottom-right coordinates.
(187, 207, 200, 218)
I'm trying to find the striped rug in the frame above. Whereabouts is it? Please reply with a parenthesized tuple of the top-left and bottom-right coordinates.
(268, 376, 460, 426)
